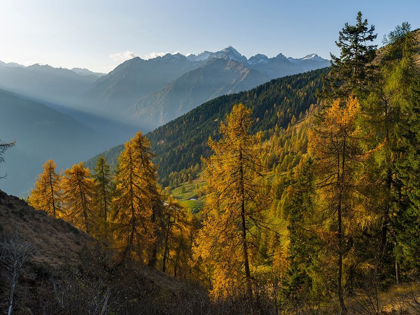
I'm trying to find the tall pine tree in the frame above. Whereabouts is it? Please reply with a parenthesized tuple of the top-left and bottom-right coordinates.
(319, 11, 377, 101)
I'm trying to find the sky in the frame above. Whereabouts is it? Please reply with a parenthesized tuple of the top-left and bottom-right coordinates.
(0, 0, 419, 73)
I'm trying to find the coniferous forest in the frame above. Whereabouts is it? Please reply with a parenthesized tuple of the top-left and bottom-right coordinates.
(1, 11, 420, 315)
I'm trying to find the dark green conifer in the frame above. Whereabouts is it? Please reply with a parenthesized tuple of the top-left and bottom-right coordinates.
(318, 11, 377, 101)
(93, 156, 114, 223)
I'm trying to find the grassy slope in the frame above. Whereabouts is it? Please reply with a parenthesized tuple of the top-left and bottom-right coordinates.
(170, 178, 205, 213)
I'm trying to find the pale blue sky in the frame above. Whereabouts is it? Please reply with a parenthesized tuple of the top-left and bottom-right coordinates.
(0, 0, 418, 73)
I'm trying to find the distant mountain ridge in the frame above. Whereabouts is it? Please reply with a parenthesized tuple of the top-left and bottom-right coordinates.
(86, 46, 329, 129)
(0, 62, 99, 106)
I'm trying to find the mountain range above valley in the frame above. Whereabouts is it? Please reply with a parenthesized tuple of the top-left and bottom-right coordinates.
(0, 46, 329, 195)
(84, 46, 329, 128)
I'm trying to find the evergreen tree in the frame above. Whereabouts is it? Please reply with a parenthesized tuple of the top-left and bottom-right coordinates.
(396, 79, 420, 269)
(194, 103, 270, 300)
(28, 159, 62, 217)
(361, 22, 417, 282)
(93, 156, 114, 237)
(319, 11, 377, 101)
(285, 157, 318, 302)
(62, 162, 96, 234)
(391, 25, 420, 269)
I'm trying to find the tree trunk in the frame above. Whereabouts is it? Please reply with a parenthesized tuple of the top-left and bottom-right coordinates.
(338, 139, 347, 314)
(162, 221, 171, 273)
(49, 170, 57, 218)
(239, 150, 253, 300)
(148, 203, 157, 268)
(395, 259, 400, 285)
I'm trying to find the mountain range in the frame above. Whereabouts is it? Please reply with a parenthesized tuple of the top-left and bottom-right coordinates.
(0, 47, 328, 195)
(83, 47, 329, 129)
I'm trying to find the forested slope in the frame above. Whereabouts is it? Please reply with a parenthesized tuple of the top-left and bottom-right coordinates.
(86, 67, 328, 185)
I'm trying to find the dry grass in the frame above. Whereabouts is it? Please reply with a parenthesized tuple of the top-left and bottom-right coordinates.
(0, 189, 93, 268)
(0, 189, 209, 314)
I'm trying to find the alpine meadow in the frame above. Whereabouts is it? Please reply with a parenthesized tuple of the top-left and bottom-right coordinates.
(0, 2, 420, 314)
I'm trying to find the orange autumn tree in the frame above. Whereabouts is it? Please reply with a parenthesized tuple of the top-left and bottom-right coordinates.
(62, 162, 96, 235)
(309, 97, 369, 313)
(112, 132, 158, 262)
(194, 103, 270, 300)
(29, 159, 62, 218)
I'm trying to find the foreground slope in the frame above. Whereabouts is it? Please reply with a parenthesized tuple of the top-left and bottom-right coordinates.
(0, 190, 208, 314)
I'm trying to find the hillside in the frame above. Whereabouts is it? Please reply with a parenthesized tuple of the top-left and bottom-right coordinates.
(0, 89, 111, 196)
(86, 67, 328, 185)
(0, 189, 208, 314)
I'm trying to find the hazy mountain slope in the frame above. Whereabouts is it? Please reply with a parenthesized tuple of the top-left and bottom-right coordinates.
(0, 89, 110, 196)
(83, 54, 206, 113)
(86, 68, 329, 184)
(0, 64, 97, 106)
(125, 58, 269, 126)
(71, 67, 105, 77)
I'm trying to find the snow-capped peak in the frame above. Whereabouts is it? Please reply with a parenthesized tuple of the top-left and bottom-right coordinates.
(301, 53, 320, 60)
(209, 46, 248, 63)
(186, 51, 212, 62)
(248, 54, 269, 64)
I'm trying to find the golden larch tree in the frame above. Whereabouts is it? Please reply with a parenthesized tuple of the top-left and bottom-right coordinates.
(309, 97, 368, 313)
(112, 132, 158, 262)
(62, 162, 96, 235)
(194, 103, 270, 300)
(29, 159, 62, 217)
